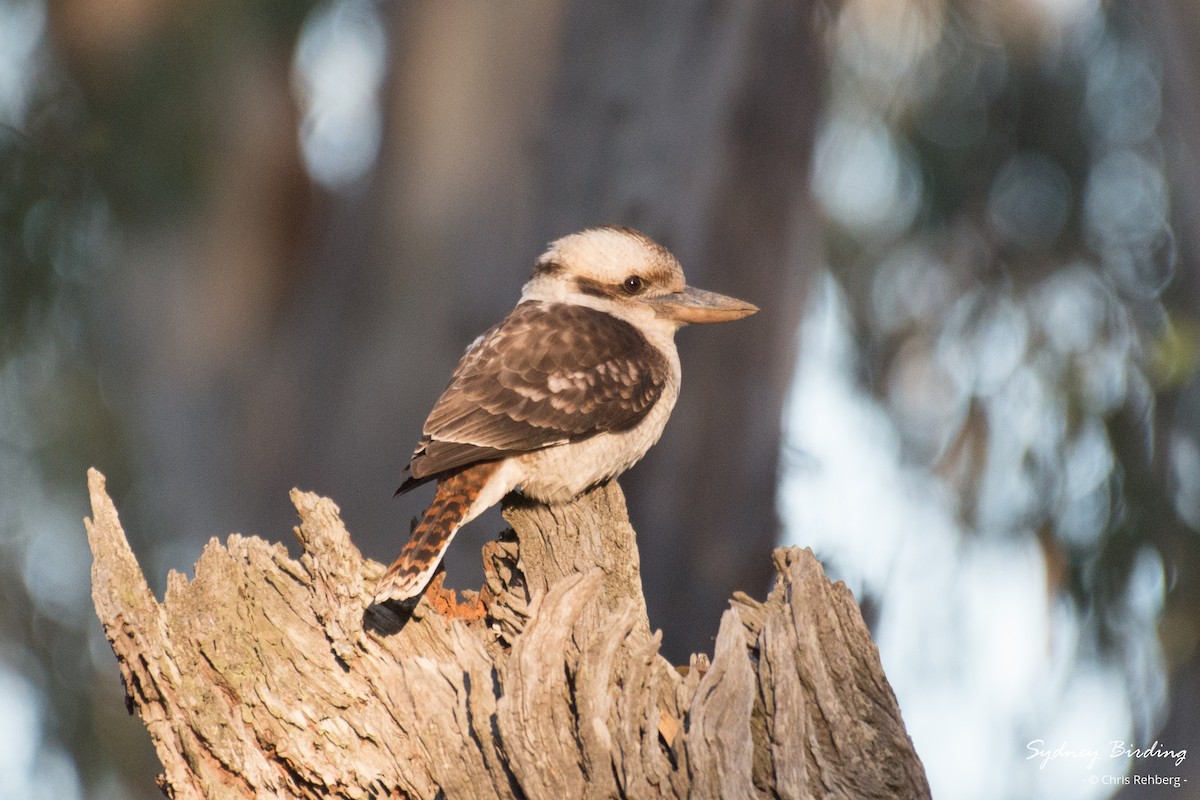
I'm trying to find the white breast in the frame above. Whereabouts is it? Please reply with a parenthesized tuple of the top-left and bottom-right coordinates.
(515, 347, 681, 503)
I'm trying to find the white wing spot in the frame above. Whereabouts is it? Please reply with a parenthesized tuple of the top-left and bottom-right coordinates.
(512, 384, 549, 400)
(547, 371, 590, 393)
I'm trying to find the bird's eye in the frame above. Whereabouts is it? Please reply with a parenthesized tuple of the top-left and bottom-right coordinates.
(622, 275, 644, 295)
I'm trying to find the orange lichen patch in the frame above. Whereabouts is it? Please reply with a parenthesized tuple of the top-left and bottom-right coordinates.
(422, 573, 488, 621)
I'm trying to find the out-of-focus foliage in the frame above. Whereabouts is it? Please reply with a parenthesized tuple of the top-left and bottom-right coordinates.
(819, 0, 1191, 641)
(0, 97, 144, 800)
(0, 0, 313, 796)
(1, 130, 54, 350)
(787, 1, 1200, 797)
(57, 3, 311, 224)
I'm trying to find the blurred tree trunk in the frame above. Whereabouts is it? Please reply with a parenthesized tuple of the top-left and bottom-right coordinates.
(87, 468, 929, 799)
(532, 2, 822, 661)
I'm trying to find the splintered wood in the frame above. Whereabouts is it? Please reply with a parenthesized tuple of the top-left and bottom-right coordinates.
(86, 468, 930, 799)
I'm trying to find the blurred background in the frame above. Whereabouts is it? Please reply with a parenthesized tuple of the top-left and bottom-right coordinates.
(1, 0, 1198, 797)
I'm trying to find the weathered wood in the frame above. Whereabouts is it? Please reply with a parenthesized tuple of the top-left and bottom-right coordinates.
(86, 467, 930, 799)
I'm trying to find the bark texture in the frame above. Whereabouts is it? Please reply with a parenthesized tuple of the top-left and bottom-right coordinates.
(86, 468, 929, 799)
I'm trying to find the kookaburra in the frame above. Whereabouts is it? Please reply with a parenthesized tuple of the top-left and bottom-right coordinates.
(373, 226, 757, 605)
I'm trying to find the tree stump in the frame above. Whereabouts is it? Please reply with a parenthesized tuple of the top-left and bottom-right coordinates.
(85, 468, 930, 799)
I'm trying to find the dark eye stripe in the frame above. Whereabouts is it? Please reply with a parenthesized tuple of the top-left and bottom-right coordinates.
(573, 276, 612, 298)
(573, 275, 654, 299)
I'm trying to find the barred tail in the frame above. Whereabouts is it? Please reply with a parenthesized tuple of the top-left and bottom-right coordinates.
(372, 462, 499, 604)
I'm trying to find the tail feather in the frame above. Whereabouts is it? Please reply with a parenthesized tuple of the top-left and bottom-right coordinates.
(373, 462, 499, 604)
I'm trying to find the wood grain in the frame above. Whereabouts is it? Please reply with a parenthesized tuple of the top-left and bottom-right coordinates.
(86, 468, 929, 799)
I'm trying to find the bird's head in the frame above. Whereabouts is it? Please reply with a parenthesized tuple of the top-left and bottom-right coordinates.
(522, 226, 758, 328)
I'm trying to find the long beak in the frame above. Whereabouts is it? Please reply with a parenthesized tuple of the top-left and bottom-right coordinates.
(648, 285, 759, 324)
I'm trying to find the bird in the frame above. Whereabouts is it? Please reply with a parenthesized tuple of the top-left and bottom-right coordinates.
(372, 226, 757, 605)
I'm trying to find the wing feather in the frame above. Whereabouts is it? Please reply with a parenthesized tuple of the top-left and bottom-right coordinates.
(400, 301, 668, 488)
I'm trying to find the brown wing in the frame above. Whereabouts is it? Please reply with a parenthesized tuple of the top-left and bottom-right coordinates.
(398, 301, 668, 491)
